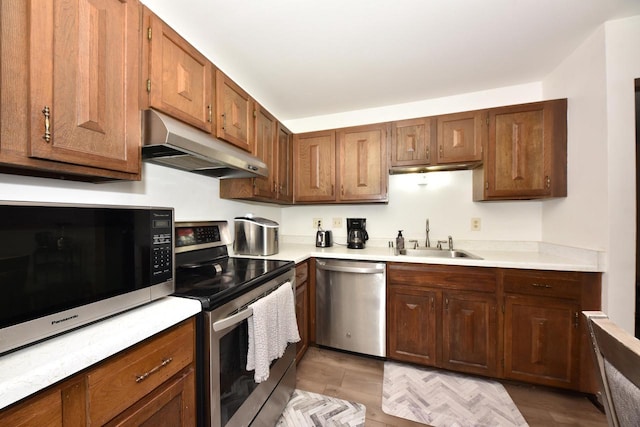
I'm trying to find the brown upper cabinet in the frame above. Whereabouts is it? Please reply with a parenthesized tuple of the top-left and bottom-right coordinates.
(215, 70, 254, 152)
(219, 103, 293, 203)
(0, 0, 141, 181)
(337, 123, 389, 202)
(251, 103, 278, 198)
(390, 117, 436, 168)
(473, 99, 567, 200)
(436, 110, 484, 164)
(276, 123, 294, 203)
(142, 9, 254, 153)
(142, 7, 213, 133)
(293, 130, 337, 202)
(294, 123, 389, 204)
(390, 111, 483, 172)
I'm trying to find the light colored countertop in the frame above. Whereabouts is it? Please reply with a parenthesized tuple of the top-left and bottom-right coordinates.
(0, 296, 202, 411)
(232, 239, 604, 272)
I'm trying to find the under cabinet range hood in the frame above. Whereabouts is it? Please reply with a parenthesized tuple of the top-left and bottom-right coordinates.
(141, 109, 268, 179)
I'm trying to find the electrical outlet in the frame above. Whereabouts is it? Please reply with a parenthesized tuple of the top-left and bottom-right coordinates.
(332, 217, 342, 228)
(313, 218, 323, 229)
(471, 218, 481, 231)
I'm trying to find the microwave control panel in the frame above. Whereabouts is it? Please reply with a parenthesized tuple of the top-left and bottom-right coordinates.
(151, 210, 173, 283)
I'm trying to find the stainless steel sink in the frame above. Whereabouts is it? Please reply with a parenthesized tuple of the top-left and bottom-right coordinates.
(399, 248, 483, 260)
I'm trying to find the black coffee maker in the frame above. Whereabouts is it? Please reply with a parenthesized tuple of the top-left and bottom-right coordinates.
(347, 218, 368, 249)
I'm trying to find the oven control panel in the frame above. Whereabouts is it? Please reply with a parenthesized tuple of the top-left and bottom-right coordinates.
(175, 221, 231, 252)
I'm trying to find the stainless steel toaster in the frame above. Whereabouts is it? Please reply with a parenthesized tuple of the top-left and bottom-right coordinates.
(233, 215, 279, 256)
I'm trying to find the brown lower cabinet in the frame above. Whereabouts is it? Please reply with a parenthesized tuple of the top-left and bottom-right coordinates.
(388, 263, 499, 377)
(387, 262, 601, 393)
(502, 269, 601, 392)
(295, 260, 310, 363)
(0, 318, 196, 426)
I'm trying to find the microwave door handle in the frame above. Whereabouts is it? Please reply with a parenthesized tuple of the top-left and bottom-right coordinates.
(212, 307, 254, 332)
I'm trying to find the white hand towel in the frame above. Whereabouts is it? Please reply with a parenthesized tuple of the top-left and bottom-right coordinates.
(246, 281, 300, 383)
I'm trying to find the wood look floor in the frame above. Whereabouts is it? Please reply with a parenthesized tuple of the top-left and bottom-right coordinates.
(295, 346, 607, 427)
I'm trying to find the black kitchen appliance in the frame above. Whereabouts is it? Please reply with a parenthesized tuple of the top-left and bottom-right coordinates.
(173, 221, 295, 427)
(0, 201, 174, 355)
(347, 218, 368, 249)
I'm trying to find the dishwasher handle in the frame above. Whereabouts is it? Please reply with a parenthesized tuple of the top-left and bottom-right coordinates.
(316, 260, 385, 274)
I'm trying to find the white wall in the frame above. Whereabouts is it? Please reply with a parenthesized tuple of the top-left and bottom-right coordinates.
(284, 83, 543, 133)
(0, 163, 282, 225)
(281, 171, 542, 245)
(542, 15, 640, 331)
(604, 16, 640, 331)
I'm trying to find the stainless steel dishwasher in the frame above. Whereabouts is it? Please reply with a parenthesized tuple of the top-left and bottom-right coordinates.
(315, 259, 386, 357)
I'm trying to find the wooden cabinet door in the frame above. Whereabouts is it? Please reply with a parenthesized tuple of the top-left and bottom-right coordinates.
(253, 104, 277, 198)
(104, 368, 196, 427)
(483, 99, 567, 200)
(436, 110, 484, 164)
(144, 9, 213, 132)
(388, 285, 438, 366)
(0, 387, 62, 427)
(0, 376, 86, 427)
(29, 0, 140, 174)
(296, 281, 309, 363)
(391, 117, 435, 167)
(293, 130, 336, 202)
(337, 123, 389, 202)
(504, 294, 579, 389)
(442, 291, 498, 376)
(215, 70, 253, 152)
(295, 261, 309, 362)
(276, 123, 294, 203)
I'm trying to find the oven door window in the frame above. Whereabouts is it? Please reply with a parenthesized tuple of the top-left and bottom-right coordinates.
(219, 320, 258, 425)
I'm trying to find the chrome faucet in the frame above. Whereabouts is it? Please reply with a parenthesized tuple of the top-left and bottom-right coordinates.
(437, 236, 454, 250)
(425, 219, 431, 248)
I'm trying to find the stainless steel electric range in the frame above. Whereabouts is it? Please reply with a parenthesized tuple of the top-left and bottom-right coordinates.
(172, 221, 295, 427)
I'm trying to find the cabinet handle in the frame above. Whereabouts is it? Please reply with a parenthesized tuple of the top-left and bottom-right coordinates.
(439, 145, 443, 158)
(221, 113, 226, 130)
(341, 185, 344, 196)
(135, 357, 173, 383)
(406, 303, 418, 310)
(42, 106, 51, 143)
(574, 312, 579, 328)
(531, 283, 552, 289)
(430, 296, 435, 310)
(426, 146, 430, 159)
(207, 105, 212, 123)
(445, 297, 449, 310)
(545, 176, 551, 189)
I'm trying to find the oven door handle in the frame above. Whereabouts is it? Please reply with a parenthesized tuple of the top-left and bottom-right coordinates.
(212, 307, 254, 332)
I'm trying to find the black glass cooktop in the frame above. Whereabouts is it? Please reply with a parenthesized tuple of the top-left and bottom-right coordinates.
(173, 247, 293, 310)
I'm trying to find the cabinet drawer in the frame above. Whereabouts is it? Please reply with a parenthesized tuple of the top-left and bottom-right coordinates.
(388, 262, 497, 292)
(502, 270, 581, 299)
(87, 319, 195, 426)
(295, 261, 308, 285)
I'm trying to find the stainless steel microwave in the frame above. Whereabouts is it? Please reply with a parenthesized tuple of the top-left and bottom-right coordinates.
(0, 201, 174, 355)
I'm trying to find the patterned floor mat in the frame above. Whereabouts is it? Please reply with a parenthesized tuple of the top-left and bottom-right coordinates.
(382, 361, 528, 427)
(276, 389, 366, 427)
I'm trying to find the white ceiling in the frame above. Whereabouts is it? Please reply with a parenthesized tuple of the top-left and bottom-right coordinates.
(143, 0, 640, 121)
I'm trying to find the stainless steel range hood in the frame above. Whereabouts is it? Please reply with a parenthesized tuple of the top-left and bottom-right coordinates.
(141, 109, 267, 179)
